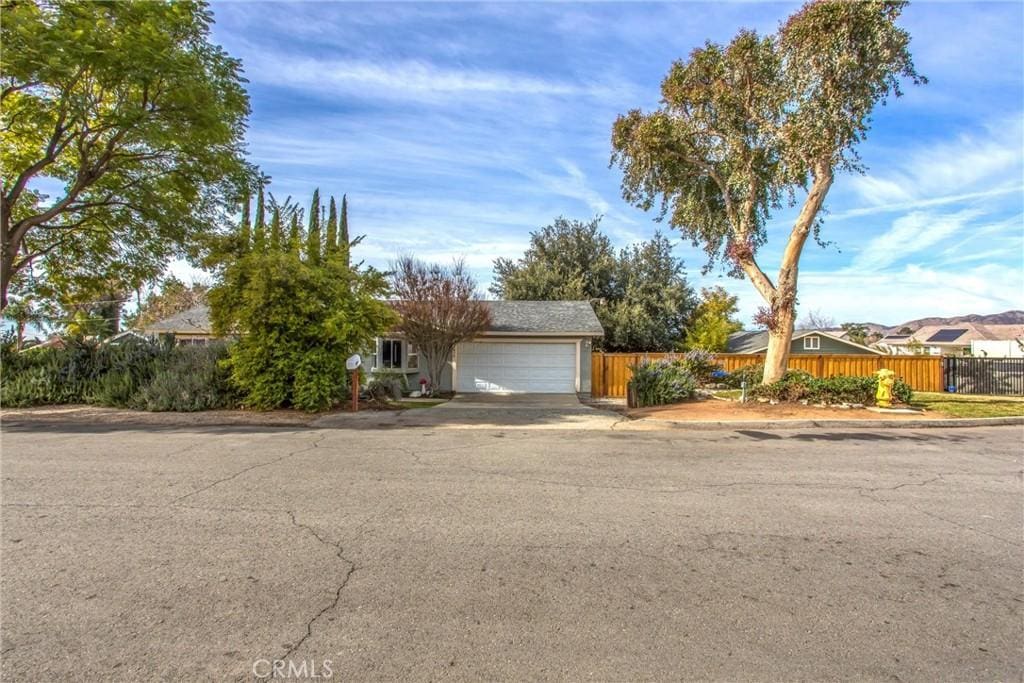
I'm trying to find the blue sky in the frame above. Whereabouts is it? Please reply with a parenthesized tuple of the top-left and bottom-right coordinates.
(188, 0, 1023, 326)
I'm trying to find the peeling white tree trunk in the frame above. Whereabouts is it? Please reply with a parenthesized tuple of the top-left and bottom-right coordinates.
(759, 166, 833, 384)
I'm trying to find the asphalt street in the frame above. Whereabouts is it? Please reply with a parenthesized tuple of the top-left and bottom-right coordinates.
(1, 420, 1021, 681)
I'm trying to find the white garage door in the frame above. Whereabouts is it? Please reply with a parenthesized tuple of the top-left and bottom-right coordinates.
(456, 341, 577, 393)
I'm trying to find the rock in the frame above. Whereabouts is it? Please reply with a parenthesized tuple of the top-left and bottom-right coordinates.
(850, 403, 865, 409)
(757, 398, 770, 404)
(800, 400, 809, 405)
(814, 403, 827, 408)
(837, 404, 851, 409)
(769, 399, 779, 405)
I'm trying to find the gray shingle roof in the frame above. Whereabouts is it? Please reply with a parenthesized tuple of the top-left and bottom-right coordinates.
(142, 301, 605, 337)
(727, 330, 770, 354)
(483, 300, 604, 336)
(143, 304, 212, 334)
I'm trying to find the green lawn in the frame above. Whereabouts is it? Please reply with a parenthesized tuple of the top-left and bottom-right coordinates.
(911, 392, 1024, 418)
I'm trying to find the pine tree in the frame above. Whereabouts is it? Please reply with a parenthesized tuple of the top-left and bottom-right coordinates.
(252, 183, 267, 253)
(306, 189, 321, 264)
(325, 197, 338, 258)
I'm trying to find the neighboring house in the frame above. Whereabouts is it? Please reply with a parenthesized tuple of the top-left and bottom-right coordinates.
(877, 324, 1024, 356)
(971, 339, 1024, 358)
(140, 305, 218, 346)
(727, 329, 883, 355)
(141, 300, 605, 395)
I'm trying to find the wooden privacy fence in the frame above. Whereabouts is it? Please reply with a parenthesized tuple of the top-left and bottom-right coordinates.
(590, 352, 943, 398)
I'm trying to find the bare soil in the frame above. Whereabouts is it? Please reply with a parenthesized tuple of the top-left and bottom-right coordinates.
(0, 405, 320, 428)
(629, 398, 941, 422)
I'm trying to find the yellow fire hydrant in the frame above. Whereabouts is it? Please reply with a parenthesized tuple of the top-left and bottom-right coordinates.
(876, 368, 895, 409)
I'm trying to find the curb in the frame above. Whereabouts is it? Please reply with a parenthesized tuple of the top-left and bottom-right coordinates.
(625, 416, 1024, 431)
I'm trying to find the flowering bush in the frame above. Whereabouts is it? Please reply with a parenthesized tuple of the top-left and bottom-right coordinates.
(677, 349, 721, 384)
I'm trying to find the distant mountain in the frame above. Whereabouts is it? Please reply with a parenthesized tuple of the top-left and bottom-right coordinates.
(891, 310, 1024, 333)
(825, 311, 1024, 340)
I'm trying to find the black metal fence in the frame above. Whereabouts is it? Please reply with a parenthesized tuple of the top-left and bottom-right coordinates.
(943, 357, 1024, 396)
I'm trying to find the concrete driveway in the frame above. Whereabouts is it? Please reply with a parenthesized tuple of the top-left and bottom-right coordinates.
(314, 392, 622, 430)
(1, 421, 1021, 681)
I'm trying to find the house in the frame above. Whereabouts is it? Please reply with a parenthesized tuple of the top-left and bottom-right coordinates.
(727, 329, 883, 355)
(140, 305, 218, 346)
(141, 300, 605, 395)
(372, 301, 603, 394)
(877, 324, 1024, 356)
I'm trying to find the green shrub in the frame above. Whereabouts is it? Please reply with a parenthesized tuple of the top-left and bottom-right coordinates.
(367, 369, 408, 401)
(751, 372, 914, 406)
(628, 357, 697, 407)
(723, 363, 765, 388)
(131, 344, 237, 411)
(1, 337, 238, 412)
(292, 348, 349, 412)
(1, 340, 105, 407)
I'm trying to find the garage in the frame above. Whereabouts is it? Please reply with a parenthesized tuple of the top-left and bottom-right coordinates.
(455, 341, 577, 394)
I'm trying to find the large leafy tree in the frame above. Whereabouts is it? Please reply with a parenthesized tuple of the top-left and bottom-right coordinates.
(491, 217, 695, 351)
(492, 217, 616, 302)
(0, 0, 251, 311)
(210, 190, 394, 411)
(611, 0, 923, 381)
(602, 233, 696, 351)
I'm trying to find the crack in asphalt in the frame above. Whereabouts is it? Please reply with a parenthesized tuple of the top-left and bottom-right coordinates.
(170, 433, 326, 504)
(272, 511, 358, 669)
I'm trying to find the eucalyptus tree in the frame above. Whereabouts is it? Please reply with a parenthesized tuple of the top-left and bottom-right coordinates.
(611, 0, 923, 381)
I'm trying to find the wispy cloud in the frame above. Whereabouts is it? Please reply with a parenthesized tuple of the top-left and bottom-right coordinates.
(850, 208, 985, 271)
(847, 115, 1023, 210)
(242, 52, 621, 104)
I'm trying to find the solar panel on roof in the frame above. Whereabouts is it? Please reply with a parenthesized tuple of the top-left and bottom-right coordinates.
(926, 328, 968, 343)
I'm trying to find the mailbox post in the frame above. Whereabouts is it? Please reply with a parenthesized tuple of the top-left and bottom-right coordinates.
(346, 354, 362, 411)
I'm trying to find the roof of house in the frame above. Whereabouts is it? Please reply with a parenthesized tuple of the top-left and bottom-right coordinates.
(142, 304, 212, 335)
(142, 300, 605, 337)
(879, 323, 1024, 346)
(727, 328, 883, 355)
(482, 300, 604, 336)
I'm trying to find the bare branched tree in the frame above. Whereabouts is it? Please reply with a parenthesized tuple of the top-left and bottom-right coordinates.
(389, 257, 491, 392)
(797, 309, 835, 330)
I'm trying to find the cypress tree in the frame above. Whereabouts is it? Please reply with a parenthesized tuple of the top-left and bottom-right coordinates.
(325, 197, 338, 257)
(238, 192, 251, 253)
(288, 211, 301, 253)
(252, 184, 267, 252)
(339, 194, 349, 264)
(269, 206, 283, 252)
(306, 189, 321, 264)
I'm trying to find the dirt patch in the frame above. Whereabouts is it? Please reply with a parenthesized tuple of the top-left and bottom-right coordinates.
(630, 398, 940, 422)
(0, 405, 321, 428)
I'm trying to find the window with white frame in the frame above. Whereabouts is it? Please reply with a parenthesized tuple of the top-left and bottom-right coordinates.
(406, 343, 418, 369)
(380, 339, 403, 369)
(803, 335, 820, 351)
